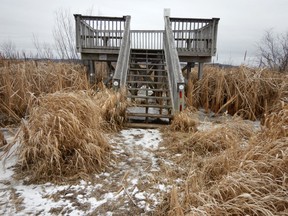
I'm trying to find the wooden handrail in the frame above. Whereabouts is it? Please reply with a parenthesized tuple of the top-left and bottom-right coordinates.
(112, 16, 131, 90)
(163, 16, 185, 113)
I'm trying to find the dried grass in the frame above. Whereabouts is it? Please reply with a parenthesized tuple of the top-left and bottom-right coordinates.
(12, 91, 111, 183)
(0, 61, 89, 126)
(188, 66, 288, 120)
(156, 106, 288, 215)
(169, 108, 198, 133)
(261, 103, 288, 140)
(8, 88, 127, 183)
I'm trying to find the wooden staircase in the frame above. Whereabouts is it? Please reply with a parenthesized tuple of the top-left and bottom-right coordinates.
(126, 49, 172, 128)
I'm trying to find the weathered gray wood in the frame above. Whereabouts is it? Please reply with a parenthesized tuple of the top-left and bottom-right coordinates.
(163, 16, 185, 113)
(112, 16, 131, 90)
(198, 62, 204, 80)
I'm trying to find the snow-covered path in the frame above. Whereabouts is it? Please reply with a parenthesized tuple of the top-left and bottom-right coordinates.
(0, 128, 169, 215)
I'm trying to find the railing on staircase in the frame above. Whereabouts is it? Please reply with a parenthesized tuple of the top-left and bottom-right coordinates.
(163, 16, 185, 113)
(112, 16, 131, 90)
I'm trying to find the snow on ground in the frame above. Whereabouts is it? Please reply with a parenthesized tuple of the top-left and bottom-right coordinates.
(0, 128, 167, 215)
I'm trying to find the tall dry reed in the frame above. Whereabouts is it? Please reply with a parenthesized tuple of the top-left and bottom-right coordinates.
(0, 61, 89, 126)
(188, 66, 288, 120)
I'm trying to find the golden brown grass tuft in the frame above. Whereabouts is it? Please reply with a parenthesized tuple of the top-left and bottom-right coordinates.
(0, 61, 89, 126)
(169, 108, 198, 133)
(188, 66, 288, 120)
(13, 90, 122, 183)
(98, 88, 128, 132)
(261, 103, 288, 140)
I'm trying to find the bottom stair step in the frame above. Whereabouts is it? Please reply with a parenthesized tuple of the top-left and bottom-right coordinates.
(125, 123, 167, 129)
(127, 112, 173, 119)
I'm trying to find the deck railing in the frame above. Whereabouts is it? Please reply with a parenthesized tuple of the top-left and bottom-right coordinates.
(164, 16, 185, 113)
(112, 16, 131, 90)
(74, 15, 127, 51)
(169, 17, 220, 55)
(131, 30, 163, 50)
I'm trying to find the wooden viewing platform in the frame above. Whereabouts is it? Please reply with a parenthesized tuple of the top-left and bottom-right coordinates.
(74, 11, 220, 127)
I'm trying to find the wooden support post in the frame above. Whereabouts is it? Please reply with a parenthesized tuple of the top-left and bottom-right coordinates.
(88, 60, 95, 85)
(198, 62, 204, 80)
(186, 62, 195, 81)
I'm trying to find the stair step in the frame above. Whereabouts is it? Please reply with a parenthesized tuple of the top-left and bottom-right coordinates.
(128, 74, 167, 78)
(127, 112, 173, 119)
(130, 57, 164, 61)
(127, 95, 171, 100)
(130, 62, 165, 66)
(130, 104, 172, 109)
(127, 81, 168, 85)
(129, 68, 166, 72)
(128, 88, 169, 92)
(125, 122, 167, 128)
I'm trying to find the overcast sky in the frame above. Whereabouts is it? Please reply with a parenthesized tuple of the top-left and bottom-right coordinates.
(1, 0, 288, 65)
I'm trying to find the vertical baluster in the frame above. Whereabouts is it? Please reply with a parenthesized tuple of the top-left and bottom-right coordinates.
(181, 21, 184, 50)
(84, 19, 87, 48)
(188, 22, 191, 51)
(92, 19, 95, 47)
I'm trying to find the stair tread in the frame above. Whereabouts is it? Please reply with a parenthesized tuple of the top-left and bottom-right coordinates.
(128, 88, 169, 91)
(129, 68, 166, 71)
(130, 57, 164, 60)
(128, 74, 167, 78)
(127, 112, 173, 118)
(127, 95, 171, 100)
(129, 104, 172, 108)
(127, 80, 168, 84)
(130, 63, 165, 66)
(125, 122, 167, 128)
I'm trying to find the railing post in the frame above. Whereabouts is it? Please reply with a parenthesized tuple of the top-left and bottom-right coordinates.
(74, 14, 82, 52)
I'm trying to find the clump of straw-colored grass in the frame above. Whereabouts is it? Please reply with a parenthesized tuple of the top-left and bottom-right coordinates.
(261, 103, 288, 140)
(169, 108, 198, 132)
(188, 66, 288, 120)
(0, 61, 89, 126)
(98, 88, 128, 131)
(14, 91, 111, 183)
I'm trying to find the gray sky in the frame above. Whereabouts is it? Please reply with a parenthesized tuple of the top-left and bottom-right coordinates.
(1, 0, 288, 65)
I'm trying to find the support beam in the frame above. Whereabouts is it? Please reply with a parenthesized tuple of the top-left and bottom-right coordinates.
(198, 62, 204, 80)
(88, 60, 95, 85)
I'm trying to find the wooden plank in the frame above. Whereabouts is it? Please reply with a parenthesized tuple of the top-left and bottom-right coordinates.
(127, 113, 173, 118)
(127, 95, 170, 100)
(125, 123, 167, 129)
